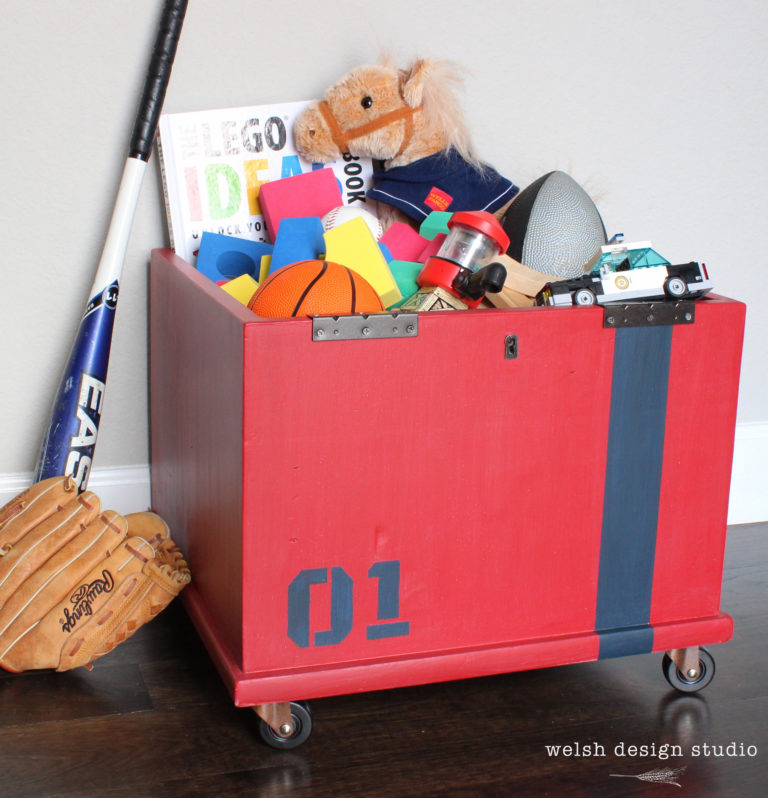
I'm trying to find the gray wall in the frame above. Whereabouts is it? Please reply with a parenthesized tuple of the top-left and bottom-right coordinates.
(1, 1, 765, 483)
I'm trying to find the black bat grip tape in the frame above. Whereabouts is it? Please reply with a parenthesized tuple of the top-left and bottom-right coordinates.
(128, 0, 188, 161)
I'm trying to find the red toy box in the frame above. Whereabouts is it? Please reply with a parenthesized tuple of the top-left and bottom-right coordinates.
(149, 249, 745, 747)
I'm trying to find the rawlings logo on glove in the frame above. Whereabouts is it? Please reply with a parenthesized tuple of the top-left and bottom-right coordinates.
(60, 571, 115, 633)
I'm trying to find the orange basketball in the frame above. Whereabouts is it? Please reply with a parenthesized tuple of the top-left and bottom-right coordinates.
(248, 259, 385, 318)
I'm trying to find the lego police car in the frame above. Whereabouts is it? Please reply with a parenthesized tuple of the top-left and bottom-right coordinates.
(535, 241, 714, 307)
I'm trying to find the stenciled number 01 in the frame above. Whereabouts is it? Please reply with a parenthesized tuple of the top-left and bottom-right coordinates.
(287, 560, 410, 648)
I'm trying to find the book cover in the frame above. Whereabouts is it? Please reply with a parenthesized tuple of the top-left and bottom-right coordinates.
(156, 100, 375, 263)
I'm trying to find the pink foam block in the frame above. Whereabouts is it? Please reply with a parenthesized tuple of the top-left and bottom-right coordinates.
(259, 168, 343, 242)
(380, 222, 431, 262)
(417, 234, 446, 263)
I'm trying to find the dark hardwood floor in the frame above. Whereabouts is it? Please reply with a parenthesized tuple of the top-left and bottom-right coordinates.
(1, 523, 765, 797)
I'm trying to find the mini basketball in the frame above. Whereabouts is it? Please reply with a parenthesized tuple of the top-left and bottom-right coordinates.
(248, 259, 385, 318)
(321, 205, 384, 240)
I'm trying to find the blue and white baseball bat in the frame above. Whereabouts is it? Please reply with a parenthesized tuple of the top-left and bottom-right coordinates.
(34, 0, 187, 491)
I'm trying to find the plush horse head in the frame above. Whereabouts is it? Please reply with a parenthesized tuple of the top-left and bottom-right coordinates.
(294, 58, 480, 170)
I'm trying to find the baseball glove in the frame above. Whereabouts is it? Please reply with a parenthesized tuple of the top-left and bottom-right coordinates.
(0, 475, 190, 673)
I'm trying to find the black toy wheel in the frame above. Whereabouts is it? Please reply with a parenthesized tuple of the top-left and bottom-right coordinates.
(662, 649, 715, 693)
(258, 701, 313, 749)
(573, 288, 597, 306)
(664, 276, 688, 298)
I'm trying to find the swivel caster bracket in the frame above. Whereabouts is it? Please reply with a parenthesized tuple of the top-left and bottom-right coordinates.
(254, 702, 295, 738)
(668, 647, 701, 680)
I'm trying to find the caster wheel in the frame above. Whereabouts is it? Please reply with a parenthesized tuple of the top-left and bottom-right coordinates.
(662, 648, 715, 693)
(258, 701, 312, 749)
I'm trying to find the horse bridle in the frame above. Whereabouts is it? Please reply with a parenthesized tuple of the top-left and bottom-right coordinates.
(316, 99, 421, 159)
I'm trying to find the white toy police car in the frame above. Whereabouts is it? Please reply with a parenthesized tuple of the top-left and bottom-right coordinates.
(535, 241, 713, 307)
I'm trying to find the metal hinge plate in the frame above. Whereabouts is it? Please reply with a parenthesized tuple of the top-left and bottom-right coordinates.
(603, 301, 696, 328)
(312, 312, 419, 341)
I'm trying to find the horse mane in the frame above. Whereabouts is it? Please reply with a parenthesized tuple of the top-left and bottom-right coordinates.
(400, 58, 483, 170)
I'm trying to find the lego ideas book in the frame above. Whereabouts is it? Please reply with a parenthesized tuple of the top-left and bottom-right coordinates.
(156, 100, 375, 263)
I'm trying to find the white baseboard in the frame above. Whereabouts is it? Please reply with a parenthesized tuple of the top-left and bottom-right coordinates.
(0, 465, 151, 517)
(727, 422, 768, 525)
(1, 424, 765, 524)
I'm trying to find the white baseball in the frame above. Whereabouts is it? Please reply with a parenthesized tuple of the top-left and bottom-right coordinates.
(322, 205, 384, 241)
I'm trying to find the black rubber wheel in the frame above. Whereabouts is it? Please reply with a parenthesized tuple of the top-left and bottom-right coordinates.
(662, 649, 715, 693)
(573, 288, 597, 306)
(258, 701, 313, 749)
(664, 276, 688, 298)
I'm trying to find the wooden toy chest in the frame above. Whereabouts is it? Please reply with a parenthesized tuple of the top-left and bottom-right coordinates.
(148, 248, 745, 742)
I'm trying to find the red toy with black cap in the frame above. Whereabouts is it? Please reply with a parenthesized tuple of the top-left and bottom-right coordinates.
(417, 210, 510, 307)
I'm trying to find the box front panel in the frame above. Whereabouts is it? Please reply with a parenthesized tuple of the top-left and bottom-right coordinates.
(240, 307, 614, 673)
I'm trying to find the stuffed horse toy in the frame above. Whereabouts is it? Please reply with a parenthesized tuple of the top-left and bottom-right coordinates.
(293, 58, 519, 231)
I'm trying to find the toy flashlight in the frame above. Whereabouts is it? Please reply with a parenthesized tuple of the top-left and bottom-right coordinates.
(417, 210, 510, 308)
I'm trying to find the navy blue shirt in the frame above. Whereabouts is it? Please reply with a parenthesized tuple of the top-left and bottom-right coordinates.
(367, 150, 519, 221)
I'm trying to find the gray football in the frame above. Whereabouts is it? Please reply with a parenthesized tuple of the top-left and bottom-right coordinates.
(502, 171, 607, 278)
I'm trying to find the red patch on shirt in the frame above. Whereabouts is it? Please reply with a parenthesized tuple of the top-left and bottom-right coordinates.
(424, 187, 453, 211)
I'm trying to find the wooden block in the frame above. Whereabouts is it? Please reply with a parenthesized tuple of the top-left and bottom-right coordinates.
(381, 222, 430, 262)
(495, 254, 558, 298)
(268, 216, 326, 274)
(259, 168, 343, 242)
(221, 274, 259, 306)
(484, 287, 535, 308)
(196, 232, 273, 284)
(399, 285, 468, 311)
(323, 216, 402, 307)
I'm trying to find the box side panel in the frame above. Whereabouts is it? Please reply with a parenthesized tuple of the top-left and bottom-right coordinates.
(149, 249, 247, 665)
(651, 297, 746, 631)
(240, 306, 614, 674)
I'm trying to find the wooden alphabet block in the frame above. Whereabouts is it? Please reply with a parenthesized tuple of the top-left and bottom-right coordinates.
(399, 286, 468, 311)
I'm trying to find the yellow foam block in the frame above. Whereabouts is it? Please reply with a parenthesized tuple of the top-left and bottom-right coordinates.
(221, 273, 259, 306)
(323, 217, 401, 307)
(259, 254, 272, 283)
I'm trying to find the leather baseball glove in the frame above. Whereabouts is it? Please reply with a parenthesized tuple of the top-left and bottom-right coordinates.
(0, 475, 190, 672)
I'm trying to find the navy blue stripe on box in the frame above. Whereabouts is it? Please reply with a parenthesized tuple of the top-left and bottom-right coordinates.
(596, 325, 673, 659)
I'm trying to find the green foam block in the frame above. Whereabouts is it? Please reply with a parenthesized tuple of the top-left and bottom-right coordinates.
(419, 211, 452, 241)
(387, 260, 423, 308)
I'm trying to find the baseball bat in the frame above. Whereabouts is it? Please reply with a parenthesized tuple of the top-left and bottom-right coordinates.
(34, 0, 188, 491)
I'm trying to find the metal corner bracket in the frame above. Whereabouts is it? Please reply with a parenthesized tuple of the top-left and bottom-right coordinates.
(603, 301, 696, 328)
(312, 312, 419, 341)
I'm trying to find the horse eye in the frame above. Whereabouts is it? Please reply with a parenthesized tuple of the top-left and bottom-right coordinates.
(361, 95, 373, 109)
